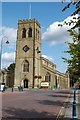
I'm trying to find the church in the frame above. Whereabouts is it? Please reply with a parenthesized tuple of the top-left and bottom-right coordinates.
(14, 18, 70, 89)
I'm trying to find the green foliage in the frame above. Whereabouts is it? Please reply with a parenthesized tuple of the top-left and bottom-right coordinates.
(60, 1, 80, 84)
(63, 30, 80, 82)
(7, 63, 15, 73)
(59, 1, 80, 29)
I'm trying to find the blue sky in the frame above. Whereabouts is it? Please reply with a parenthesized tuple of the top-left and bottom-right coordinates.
(2, 2, 75, 28)
(1, 2, 77, 73)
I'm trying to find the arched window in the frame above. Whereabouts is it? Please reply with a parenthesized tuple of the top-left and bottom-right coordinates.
(22, 28, 26, 38)
(23, 60, 29, 72)
(45, 72, 51, 82)
(38, 31, 39, 40)
(36, 29, 37, 39)
(28, 28, 32, 37)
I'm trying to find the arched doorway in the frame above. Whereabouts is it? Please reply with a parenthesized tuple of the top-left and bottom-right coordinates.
(24, 79, 28, 88)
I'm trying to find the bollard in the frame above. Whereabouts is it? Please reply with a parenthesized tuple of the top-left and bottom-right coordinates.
(18, 87, 20, 91)
(72, 89, 76, 120)
(2, 86, 5, 92)
(11, 87, 14, 92)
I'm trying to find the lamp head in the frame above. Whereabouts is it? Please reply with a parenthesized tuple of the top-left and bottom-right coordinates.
(6, 41, 9, 44)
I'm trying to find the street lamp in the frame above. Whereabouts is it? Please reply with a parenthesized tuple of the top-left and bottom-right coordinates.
(0, 36, 9, 70)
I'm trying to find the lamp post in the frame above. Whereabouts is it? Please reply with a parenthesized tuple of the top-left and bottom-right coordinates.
(72, 87, 77, 120)
(0, 36, 9, 70)
(67, 71, 70, 88)
(0, 36, 9, 84)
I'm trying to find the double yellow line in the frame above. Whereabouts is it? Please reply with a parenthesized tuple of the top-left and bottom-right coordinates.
(56, 94, 70, 120)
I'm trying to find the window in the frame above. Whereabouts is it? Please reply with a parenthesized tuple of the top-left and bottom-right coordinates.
(38, 31, 39, 40)
(36, 29, 39, 40)
(28, 28, 32, 37)
(36, 29, 37, 39)
(45, 72, 51, 82)
(23, 60, 29, 72)
(22, 28, 26, 38)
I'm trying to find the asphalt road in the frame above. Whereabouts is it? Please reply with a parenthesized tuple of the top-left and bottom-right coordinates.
(2, 89, 72, 120)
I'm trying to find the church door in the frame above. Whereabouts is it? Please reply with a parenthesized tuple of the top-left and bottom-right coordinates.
(24, 79, 28, 88)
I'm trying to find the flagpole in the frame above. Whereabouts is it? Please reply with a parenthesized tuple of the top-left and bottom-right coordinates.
(29, 4, 31, 19)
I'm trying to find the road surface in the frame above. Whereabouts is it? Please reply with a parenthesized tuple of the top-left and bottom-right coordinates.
(2, 89, 72, 120)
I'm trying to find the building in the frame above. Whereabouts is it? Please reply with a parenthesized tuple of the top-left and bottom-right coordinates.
(0, 70, 14, 88)
(14, 18, 70, 89)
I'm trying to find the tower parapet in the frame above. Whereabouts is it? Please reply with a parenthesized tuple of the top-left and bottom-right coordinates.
(18, 18, 41, 28)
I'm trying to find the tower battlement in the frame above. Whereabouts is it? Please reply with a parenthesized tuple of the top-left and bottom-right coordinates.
(18, 18, 41, 28)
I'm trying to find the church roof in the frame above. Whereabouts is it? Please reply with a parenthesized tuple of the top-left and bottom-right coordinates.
(41, 56, 56, 67)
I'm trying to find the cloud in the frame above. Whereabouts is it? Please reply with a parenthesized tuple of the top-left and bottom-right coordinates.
(2, 52, 15, 68)
(0, 25, 17, 49)
(42, 14, 78, 45)
(42, 54, 54, 63)
(0, 26, 17, 68)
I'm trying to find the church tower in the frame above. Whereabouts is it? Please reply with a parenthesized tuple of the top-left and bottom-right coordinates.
(14, 19, 41, 88)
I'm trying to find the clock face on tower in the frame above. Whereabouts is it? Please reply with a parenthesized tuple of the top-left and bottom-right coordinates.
(23, 45, 30, 52)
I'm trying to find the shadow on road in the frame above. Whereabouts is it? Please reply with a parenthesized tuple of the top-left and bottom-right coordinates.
(48, 94, 69, 98)
(49, 94, 73, 99)
(36, 99, 64, 106)
(2, 106, 80, 120)
(2, 107, 56, 119)
(1, 118, 80, 120)
(36, 99, 73, 110)
(54, 90, 73, 95)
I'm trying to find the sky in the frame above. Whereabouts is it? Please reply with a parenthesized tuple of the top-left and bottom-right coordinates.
(0, 1, 78, 73)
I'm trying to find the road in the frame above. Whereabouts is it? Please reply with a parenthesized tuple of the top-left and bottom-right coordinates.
(2, 89, 72, 120)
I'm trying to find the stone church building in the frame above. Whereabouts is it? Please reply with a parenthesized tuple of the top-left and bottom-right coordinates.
(14, 18, 69, 89)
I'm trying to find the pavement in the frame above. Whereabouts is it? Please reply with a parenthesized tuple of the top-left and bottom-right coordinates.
(77, 90, 80, 119)
(64, 90, 80, 120)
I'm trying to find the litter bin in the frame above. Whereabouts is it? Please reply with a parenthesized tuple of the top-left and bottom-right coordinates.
(18, 87, 20, 91)
(54, 85, 56, 89)
(18, 87, 23, 92)
(21, 87, 23, 91)
(11, 87, 14, 92)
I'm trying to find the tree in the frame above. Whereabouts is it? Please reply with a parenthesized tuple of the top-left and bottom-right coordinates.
(59, 1, 80, 83)
(63, 29, 80, 82)
(7, 63, 15, 73)
(58, 1, 80, 29)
